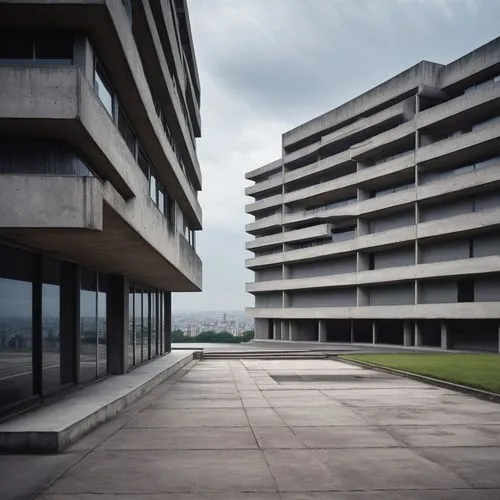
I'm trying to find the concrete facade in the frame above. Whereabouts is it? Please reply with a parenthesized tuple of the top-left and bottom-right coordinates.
(0, 0, 202, 416)
(246, 37, 500, 352)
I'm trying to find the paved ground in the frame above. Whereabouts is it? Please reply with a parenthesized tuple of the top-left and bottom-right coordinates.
(2, 357, 500, 499)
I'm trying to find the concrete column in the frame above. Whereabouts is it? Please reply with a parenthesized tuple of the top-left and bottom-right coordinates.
(350, 320, 355, 343)
(318, 320, 327, 343)
(372, 321, 377, 344)
(403, 320, 412, 347)
(107, 275, 128, 375)
(441, 321, 449, 350)
(290, 321, 299, 342)
(60, 262, 79, 385)
(415, 321, 423, 347)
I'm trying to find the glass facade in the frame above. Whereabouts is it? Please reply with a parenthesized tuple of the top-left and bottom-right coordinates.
(0, 243, 171, 415)
(0, 245, 34, 409)
(127, 285, 168, 370)
(0, 139, 93, 176)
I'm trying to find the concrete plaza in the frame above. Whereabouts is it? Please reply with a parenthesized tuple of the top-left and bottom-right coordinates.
(2, 356, 500, 499)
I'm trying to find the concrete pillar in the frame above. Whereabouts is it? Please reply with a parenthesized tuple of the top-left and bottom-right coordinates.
(290, 321, 299, 342)
(403, 320, 412, 347)
(318, 320, 327, 343)
(441, 321, 449, 350)
(350, 320, 355, 343)
(415, 321, 423, 347)
(107, 275, 128, 375)
(372, 321, 377, 344)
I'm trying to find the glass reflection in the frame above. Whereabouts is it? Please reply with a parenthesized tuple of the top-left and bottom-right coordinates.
(142, 291, 149, 360)
(42, 257, 61, 394)
(80, 268, 97, 383)
(97, 275, 107, 376)
(128, 286, 135, 368)
(0, 277, 33, 408)
(151, 292, 157, 358)
(134, 290, 142, 362)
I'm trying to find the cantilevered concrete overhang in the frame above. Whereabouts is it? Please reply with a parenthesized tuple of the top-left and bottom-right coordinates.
(0, 0, 202, 210)
(0, 65, 202, 229)
(0, 176, 201, 291)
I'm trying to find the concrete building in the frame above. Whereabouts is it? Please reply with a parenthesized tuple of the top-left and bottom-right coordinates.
(246, 37, 500, 352)
(0, 0, 202, 416)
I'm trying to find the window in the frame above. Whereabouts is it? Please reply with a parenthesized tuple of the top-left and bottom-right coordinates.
(149, 173, 157, 204)
(35, 32, 73, 63)
(158, 189, 165, 215)
(118, 108, 136, 157)
(0, 30, 73, 64)
(94, 62, 114, 117)
(138, 146, 149, 178)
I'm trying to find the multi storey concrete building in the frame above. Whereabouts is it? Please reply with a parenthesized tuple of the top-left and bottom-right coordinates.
(0, 0, 202, 415)
(246, 37, 500, 352)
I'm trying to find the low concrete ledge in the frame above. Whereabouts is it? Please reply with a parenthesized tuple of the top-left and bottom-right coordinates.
(0, 351, 196, 454)
(337, 356, 500, 404)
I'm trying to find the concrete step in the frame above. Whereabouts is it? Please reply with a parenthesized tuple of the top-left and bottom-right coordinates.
(0, 351, 196, 453)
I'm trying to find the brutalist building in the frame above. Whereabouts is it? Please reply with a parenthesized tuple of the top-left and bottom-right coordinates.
(0, 0, 202, 414)
(246, 37, 500, 352)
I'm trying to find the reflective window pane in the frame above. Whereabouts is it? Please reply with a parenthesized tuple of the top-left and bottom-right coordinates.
(80, 268, 97, 384)
(134, 291, 143, 362)
(142, 291, 149, 360)
(94, 63, 114, 117)
(0, 244, 34, 410)
(97, 274, 107, 376)
(128, 286, 135, 368)
(42, 258, 61, 395)
(151, 292, 157, 358)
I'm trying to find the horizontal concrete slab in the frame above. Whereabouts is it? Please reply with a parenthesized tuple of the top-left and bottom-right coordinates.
(0, 351, 195, 453)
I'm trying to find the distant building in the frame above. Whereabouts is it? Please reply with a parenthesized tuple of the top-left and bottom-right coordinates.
(0, 0, 202, 415)
(246, 37, 500, 352)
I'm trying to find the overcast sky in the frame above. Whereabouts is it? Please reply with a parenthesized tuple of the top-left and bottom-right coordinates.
(173, 0, 500, 312)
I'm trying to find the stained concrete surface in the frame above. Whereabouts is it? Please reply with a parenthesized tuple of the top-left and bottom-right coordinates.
(1, 357, 500, 499)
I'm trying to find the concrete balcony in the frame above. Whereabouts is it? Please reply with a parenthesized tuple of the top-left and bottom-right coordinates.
(246, 224, 417, 270)
(246, 302, 500, 320)
(245, 174, 282, 197)
(320, 101, 409, 150)
(439, 37, 500, 91)
(246, 213, 282, 235)
(247, 255, 500, 293)
(0, 66, 202, 228)
(283, 204, 356, 228)
(246, 159, 282, 182)
(284, 150, 352, 186)
(349, 120, 416, 161)
(246, 193, 283, 215)
(283, 152, 414, 207)
(416, 122, 500, 168)
(246, 223, 331, 251)
(418, 207, 500, 242)
(283, 139, 320, 168)
(0, 175, 202, 291)
(418, 162, 500, 203)
(283, 61, 440, 150)
(418, 81, 500, 130)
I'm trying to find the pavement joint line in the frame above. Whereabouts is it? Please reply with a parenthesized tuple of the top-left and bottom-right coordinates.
(230, 359, 282, 495)
(336, 356, 500, 403)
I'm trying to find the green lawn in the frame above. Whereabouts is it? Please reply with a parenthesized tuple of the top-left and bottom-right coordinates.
(342, 353, 500, 394)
